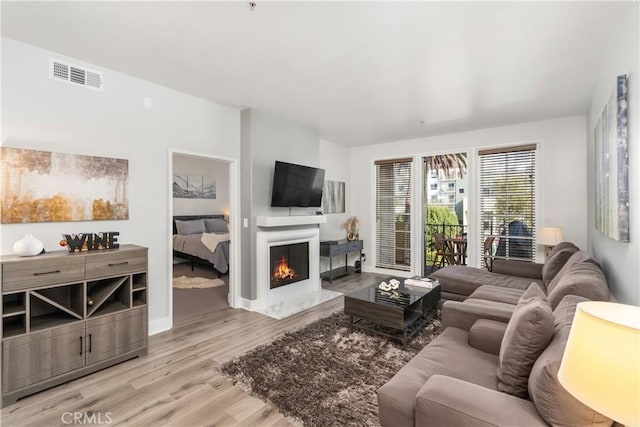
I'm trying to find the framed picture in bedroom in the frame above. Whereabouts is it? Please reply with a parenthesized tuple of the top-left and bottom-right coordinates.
(172, 173, 216, 199)
(0, 147, 129, 223)
(594, 74, 629, 242)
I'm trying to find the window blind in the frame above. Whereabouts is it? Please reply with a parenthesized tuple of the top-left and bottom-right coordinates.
(375, 158, 412, 271)
(479, 145, 537, 266)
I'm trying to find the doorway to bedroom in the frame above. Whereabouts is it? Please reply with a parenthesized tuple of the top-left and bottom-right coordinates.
(171, 153, 231, 325)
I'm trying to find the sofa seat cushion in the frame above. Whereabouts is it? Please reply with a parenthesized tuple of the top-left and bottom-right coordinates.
(497, 284, 554, 398)
(528, 295, 613, 427)
(377, 327, 498, 427)
(468, 284, 528, 305)
(430, 266, 544, 300)
(416, 375, 547, 427)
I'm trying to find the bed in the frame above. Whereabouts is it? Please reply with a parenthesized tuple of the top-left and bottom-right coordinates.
(172, 214, 230, 276)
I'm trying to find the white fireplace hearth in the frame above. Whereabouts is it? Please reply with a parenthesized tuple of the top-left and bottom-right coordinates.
(255, 216, 340, 319)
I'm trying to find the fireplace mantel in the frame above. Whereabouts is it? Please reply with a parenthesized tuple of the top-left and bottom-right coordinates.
(256, 215, 327, 227)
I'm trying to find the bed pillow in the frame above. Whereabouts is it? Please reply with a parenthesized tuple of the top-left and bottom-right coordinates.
(205, 218, 228, 233)
(175, 219, 205, 235)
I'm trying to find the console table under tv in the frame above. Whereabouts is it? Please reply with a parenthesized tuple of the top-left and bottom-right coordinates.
(320, 240, 363, 283)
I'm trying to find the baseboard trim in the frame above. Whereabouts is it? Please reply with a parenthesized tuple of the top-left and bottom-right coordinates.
(149, 316, 172, 336)
(240, 297, 258, 311)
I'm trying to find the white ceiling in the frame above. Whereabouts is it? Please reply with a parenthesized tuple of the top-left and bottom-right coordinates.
(1, 1, 623, 146)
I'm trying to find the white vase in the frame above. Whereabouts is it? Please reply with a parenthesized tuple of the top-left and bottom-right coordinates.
(13, 234, 44, 257)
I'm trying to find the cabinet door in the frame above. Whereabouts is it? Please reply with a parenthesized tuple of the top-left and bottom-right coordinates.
(2, 322, 85, 393)
(85, 307, 147, 366)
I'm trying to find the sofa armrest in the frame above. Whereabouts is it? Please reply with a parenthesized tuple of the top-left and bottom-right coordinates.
(415, 375, 547, 427)
(468, 319, 507, 355)
(442, 299, 515, 331)
(492, 259, 543, 280)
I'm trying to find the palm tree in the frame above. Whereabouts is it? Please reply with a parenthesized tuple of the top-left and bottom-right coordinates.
(424, 153, 467, 178)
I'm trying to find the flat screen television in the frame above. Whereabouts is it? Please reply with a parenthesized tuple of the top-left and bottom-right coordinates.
(270, 161, 325, 208)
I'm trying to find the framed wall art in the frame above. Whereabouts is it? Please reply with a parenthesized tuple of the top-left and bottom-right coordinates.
(322, 180, 345, 214)
(172, 173, 216, 199)
(594, 74, 629, 242)
(1, 147, 129, 223)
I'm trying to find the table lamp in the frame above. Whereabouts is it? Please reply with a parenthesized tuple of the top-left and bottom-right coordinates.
(558, 301, 640, 426)
(537, 227, 564, 256)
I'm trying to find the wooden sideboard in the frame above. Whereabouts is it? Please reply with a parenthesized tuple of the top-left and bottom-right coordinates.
(0, 245, 148, 407)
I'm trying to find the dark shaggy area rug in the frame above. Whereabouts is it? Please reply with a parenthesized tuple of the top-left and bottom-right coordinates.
(220, 311, 442, 426)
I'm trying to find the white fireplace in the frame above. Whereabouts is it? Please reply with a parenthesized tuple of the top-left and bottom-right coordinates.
(255, 216, 341, 319)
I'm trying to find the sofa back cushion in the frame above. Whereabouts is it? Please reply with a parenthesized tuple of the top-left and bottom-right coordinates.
(547, 262, 609, 309)
(541, 244, 579, 285)
(528, 295, 613, 426)
(546, 250, 596, 294)
(497, 283, 554, 398)
(548, 241, 579, 255)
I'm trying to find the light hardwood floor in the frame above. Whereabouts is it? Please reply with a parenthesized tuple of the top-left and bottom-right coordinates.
(0, 272, 387, 427)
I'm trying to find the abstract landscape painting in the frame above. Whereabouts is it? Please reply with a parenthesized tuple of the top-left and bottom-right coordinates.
(172, 174, 216, 199)
(1, 147, 128, 223)
(594, 74, 629, 242)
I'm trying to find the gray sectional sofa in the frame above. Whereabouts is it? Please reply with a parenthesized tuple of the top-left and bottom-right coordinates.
(429, 241, 580, 301)
(442, 248, 610, 330)
(377, 294, 612, 427)
(377, 243, 613, 426)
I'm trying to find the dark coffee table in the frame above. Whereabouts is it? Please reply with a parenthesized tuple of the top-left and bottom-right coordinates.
(344, 277, 441, 347)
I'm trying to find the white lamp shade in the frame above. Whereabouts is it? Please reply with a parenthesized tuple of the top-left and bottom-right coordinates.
(558, 302, 640, 426)
(537, 227, 564, 246)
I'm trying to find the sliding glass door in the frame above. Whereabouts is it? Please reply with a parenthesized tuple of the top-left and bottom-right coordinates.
(423, 152, 468, 273)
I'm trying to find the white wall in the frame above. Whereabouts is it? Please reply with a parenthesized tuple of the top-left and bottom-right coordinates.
(1, 38, 241, 333)
(587, 3, 639, 305)
(319, 138, 355, 272)
(350, 116, 588, 276)
(172, 154, 230, 216)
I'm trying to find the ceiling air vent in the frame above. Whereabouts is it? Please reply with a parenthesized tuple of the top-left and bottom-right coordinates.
(50, 58, 103, 91)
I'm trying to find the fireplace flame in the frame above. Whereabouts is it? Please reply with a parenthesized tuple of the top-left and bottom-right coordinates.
(273, 256, 296, 280)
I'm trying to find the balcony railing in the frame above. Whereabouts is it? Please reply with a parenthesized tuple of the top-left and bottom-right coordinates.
(424, 222, 468, 273)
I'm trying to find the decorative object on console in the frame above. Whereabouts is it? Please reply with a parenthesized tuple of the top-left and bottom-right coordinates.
(0, 147, 128, 223)
(558, 301, 639, 426)
(344, 216, 359, 241)
(537, 227, 564, 257)
(322, 180, 345, 214)
(61, 232, 120, 252)
(173, 173, 216, 199)
(594, 74, 629, 242)
(12, 234, 44, 257)
(379, 279, 400, 291)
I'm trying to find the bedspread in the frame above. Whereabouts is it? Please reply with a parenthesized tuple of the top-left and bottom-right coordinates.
(173, 233, 230, 274)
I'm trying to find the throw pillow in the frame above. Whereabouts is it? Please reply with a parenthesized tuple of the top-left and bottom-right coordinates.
(205, 218, 228, 233)
(175, 219, 205, 235)
(541, 248, 577, 285)
(497, 283, 554, 398)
